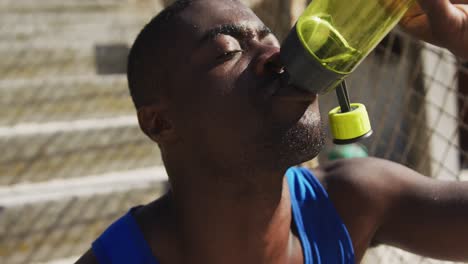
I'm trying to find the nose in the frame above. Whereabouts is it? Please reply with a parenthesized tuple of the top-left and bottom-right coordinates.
(254, 47, 285, 76)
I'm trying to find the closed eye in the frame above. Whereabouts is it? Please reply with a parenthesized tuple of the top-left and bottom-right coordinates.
(216, 50, 243, 60)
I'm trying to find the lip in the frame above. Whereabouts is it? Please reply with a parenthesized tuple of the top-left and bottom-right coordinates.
(271, 72, 317, 102)
(273, 85, 318, 102)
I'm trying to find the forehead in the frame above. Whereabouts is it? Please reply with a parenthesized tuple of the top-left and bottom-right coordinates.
(179, 0, 264, 36)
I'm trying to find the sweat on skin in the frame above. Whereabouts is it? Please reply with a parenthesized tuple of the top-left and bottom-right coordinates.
(76, 0, 468, 263)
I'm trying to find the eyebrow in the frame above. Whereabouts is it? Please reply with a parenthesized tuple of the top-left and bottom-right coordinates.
(200, 24, 272, 43)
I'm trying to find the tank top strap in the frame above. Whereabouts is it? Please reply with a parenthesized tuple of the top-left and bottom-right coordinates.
(286, 167, 355, 264)
(92, 207, 160, 264)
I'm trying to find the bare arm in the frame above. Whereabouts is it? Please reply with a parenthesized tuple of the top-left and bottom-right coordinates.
(323, 158, 468, 262)
(373, 161, 468, 261)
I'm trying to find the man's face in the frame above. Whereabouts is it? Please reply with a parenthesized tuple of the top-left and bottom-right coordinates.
(165, 0, 324, 170)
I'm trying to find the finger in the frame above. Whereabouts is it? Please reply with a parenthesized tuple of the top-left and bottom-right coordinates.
(417, 0, 468, 59)
(417, 0, 464, 34)
(449, 0, 468, 4)
(418, 0, 453, 20)
(400, 14, 437, 44)
(402, 3, 424, 18)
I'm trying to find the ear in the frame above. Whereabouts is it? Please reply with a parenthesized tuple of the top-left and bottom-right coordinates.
(137, 105, 175, 144)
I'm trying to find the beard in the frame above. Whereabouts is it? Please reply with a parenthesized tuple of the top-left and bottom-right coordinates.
(276, 109, 325, 167)
(250, 106, 325, 171)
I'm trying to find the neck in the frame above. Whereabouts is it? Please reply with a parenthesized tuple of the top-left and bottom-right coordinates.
(163, 156, 299, 264)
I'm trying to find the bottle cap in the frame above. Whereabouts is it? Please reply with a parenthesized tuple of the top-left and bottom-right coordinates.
(328, 103, 372, 144)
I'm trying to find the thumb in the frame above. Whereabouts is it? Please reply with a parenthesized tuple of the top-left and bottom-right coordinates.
(417, 0, 465, 37)
(418, 0, 452, 13)
(417, 0, 468, 59)
(418, 0, 459, 26)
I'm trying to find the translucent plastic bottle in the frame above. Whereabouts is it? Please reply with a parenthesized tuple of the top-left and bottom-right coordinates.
(281, 0, 415, 144)
(281, 0, 415, 94)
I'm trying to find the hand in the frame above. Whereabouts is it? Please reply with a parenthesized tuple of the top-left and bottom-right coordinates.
(400, 0, 468, 59)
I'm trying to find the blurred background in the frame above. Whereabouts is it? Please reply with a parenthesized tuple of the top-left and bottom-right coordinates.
(0, 0, 467, 263)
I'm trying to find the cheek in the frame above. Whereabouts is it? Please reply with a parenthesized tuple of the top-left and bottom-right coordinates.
(270, 101, 313, 125)
(206, 70, 238, 96)
(173, 58, 267, 136)
(202, 61, 256, 111)
(174, 75, 244, 130)
(207, 57, 251, 92)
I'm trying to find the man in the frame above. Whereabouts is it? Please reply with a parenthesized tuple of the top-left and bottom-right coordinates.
(77, 0, 468, 263)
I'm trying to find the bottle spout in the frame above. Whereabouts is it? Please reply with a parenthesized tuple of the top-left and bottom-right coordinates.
(336, 80, 351, 113)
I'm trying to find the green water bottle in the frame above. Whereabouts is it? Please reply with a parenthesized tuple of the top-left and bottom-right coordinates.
(328, 143, 369, 160)
(281, 0, 415, 144)
(282, 0, 415, 92)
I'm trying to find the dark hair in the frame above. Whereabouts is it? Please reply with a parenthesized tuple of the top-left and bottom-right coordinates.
(127, 0, 193, 109)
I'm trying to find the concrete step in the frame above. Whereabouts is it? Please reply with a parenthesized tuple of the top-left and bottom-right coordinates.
(0, 1, 159, 45)
(0, 42, 137, 79)
(0, 11, 145, 26)
(0, 0, 161, 14)
(0, 22, 142, 46)
(35, 256, 80, 264)
(0, 167, 169, 264)
(0, 2, 157, 42)
(0, 44, 101, 79)
(0, 76, 134, 125)
(0, 0, 126, 13)
(0, 118, 162, 185)
(0, 13, 147, 50)
(0, 42, 133, 79)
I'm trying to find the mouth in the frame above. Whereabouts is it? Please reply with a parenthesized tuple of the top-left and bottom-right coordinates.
(271, 72, 318, 102)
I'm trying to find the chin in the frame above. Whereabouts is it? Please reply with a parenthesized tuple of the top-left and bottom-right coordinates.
(276, 110, 325, 168)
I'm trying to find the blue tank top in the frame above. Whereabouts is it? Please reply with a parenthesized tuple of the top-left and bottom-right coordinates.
(92, 167, 355, 263)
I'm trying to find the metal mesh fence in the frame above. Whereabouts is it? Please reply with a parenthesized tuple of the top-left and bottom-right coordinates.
(0, 0, 467, 263)
(340, 31, 468, 264)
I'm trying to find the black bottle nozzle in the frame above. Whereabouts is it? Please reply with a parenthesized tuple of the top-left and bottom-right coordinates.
(336, 80, 351, 113)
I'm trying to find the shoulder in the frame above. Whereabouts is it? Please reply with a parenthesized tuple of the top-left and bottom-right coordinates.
(313, 157, 425, 213)
(312, 157, 399, 212)
(316, 157, 443, 218)
(319, 156, 405, 178)
(315, 157, 415, 196)
(311, 157, 421, 257)
(75, 249, 99, 264)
